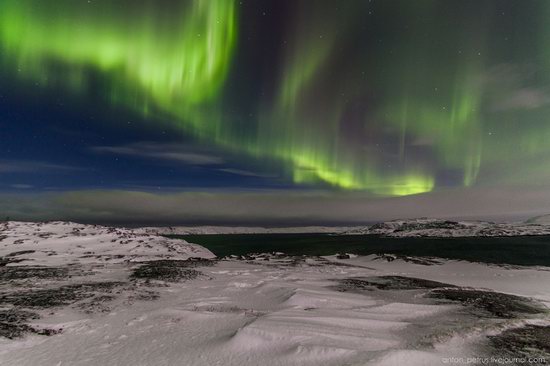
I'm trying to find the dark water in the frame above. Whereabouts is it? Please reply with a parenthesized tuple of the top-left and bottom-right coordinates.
(168, 234, 550, 267)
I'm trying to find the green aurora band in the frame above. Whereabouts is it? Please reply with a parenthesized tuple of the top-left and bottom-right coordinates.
(0, 0, 237, 134)
(2, 0, 550, 195)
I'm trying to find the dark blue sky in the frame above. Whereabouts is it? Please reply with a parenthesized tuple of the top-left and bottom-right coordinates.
(0, 80, 294, 193)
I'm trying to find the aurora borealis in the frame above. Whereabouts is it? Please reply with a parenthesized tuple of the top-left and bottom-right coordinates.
(0, 0, 237, 129)
(3, 0, 550, 223)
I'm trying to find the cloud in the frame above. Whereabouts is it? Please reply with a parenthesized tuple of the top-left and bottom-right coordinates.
(492, 87, 550, 111)
(0, 160, 81, 173)
(10, 184, 33, 189)
(91, 142, 224, 165)
(1, 186, 550, 225)
(217, 168, 278, 178)
(483, 64, 550, 111)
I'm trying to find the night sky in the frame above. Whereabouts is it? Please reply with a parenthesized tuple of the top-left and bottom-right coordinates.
(2, 0, 550, 225)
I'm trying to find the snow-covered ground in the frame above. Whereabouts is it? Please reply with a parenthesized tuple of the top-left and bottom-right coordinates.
(0, 221, 214, 265)
(1, 222, 549, 365)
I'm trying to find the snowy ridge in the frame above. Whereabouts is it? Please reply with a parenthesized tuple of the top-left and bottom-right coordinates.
(0, 221, 214, 265)
(136, 225, 354, 235)
(340, 218, 550, 237)
(137, 218, 550, 237)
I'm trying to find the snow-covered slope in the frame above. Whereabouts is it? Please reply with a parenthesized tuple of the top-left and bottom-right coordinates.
(0, 221, 214, 265)
(136, 225, 353, 235)
(1, 252, 549, 365)
(341, 218, 550, 237)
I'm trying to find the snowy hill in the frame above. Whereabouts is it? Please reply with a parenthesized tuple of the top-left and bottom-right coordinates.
(136, 225, 354, 235)
(0, 221, 214, 266)
(341, 218, 550, 237)
(136, 218, 550, 238)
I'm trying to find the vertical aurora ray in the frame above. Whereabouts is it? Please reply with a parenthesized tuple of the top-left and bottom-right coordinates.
(378, 0, 489, 188)
(252, 1, 438, 194)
